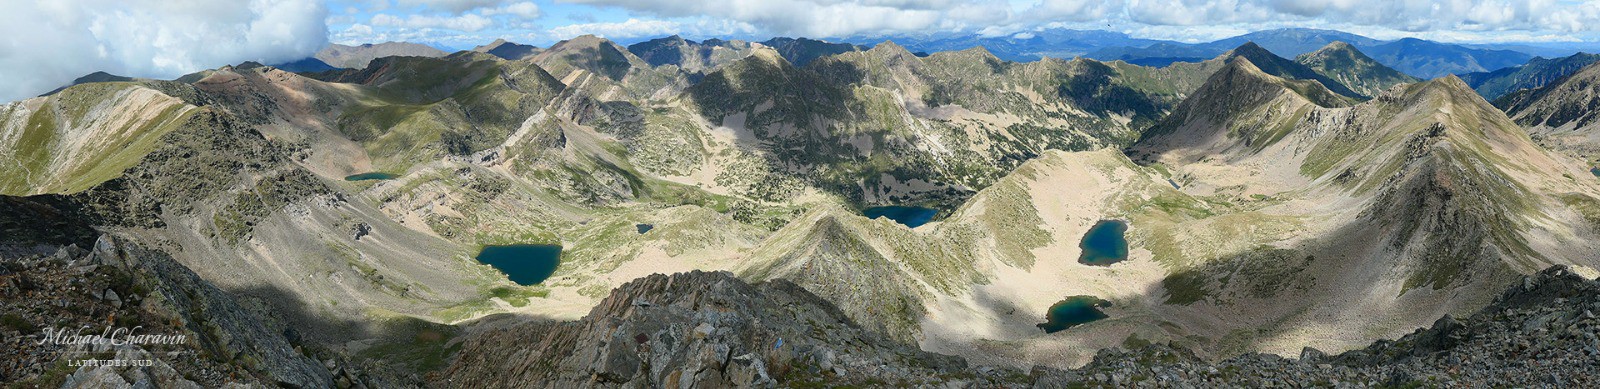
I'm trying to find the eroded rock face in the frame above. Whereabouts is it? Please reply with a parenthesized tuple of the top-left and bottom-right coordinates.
(0, 231, 372, 388)
(439, 271, 1001, 388)
(85, 235, 333, 387)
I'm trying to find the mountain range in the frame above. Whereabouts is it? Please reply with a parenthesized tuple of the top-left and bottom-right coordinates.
(851, 28, 1576, 80)
(5, 28, 1600, 387)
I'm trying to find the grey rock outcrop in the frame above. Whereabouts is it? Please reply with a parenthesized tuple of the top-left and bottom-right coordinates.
(440, 271, 1008, 388)
(84, 235, 333, 387)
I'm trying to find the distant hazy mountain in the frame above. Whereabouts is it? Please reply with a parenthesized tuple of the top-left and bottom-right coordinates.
(472, 39, 540, 60)
(1361, 38, 1532, 79)
(313, 42, 448, 69)
(1209, 28, 1385, 57)
(1461, 53, 1600, 100)
(845, 29, 1168, 62)
(1087, 28, 1384, 63)
(1085, 28, 1534, 79)
(1089, 42, 1217, 65)
(1295, 41, 1420, 98)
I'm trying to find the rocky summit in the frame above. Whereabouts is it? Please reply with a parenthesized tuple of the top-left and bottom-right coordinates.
(4, 15, 1600, 388)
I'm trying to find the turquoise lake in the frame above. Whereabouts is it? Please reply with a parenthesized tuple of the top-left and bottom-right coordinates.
(636, 223, 654, 234)
(475, 244, 561, 286)
(863, 206, 939, 228)
(1037, 296, 1112, 333)
(344, 172, 398, 181)
(1078, 220, 1130, 266)
(1591, 167, 1599, 177)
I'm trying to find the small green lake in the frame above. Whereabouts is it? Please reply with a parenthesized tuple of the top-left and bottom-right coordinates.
(344, 172, 398, 181)
(1591, 167, 1599, 177)
(863, 206, 939, 228)
(1078, 220, 1130, 266)
(1037, 296, 1112, 333)
(475, 244, 561, 286)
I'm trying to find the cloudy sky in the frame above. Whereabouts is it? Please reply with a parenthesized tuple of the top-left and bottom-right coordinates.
(5, 0, 1600, 102)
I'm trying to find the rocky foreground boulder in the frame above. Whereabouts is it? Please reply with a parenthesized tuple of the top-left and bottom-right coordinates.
(439, 270, 1001, 387)
(444, 267, 1600, 388)
(0, 232, 400, 388)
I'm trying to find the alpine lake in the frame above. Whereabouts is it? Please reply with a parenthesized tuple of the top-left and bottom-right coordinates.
(862, 205, 940, 228)
(475, 244, 562, 286)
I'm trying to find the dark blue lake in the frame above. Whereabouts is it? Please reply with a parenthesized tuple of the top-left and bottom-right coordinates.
(1591, 167, 1599, 177)
(1078, 220, 1129, 266)
(344, 172, 398, 181)
(476, 244, 561, 286)
(1037, 296, 1112, 333)
(636, 223, 654, 234)
(863, 206, 939, 228)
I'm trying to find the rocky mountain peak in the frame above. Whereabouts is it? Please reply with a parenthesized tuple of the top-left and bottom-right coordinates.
(473, 38, 538, 60)
(862, 40, 920, 63)
(746, 45, 791, 66)
(1296, 40, 1420, 98)
(1221, 41, 1366, 100)
(1300, 41, 1362, 61)
(951, 45, 1001, 61)
(1401, 74, 1501, 114)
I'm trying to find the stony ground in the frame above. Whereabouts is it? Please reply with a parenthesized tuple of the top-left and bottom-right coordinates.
(0, 233, 413, 388)
(442, 267, 1600, 388)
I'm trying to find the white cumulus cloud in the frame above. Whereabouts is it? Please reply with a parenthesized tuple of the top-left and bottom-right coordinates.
(563, 0, 1600, 40)
(482, 2, 542, 19)
(371, 12, 494, 31)
(563, 0, 1005, 37)
(547, 17, 758, 41)
(396, 0, 511, 14)
(0, 0, 328, 103)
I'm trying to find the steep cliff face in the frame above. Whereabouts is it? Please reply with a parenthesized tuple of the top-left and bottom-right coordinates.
(0, 228, 341, 387)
